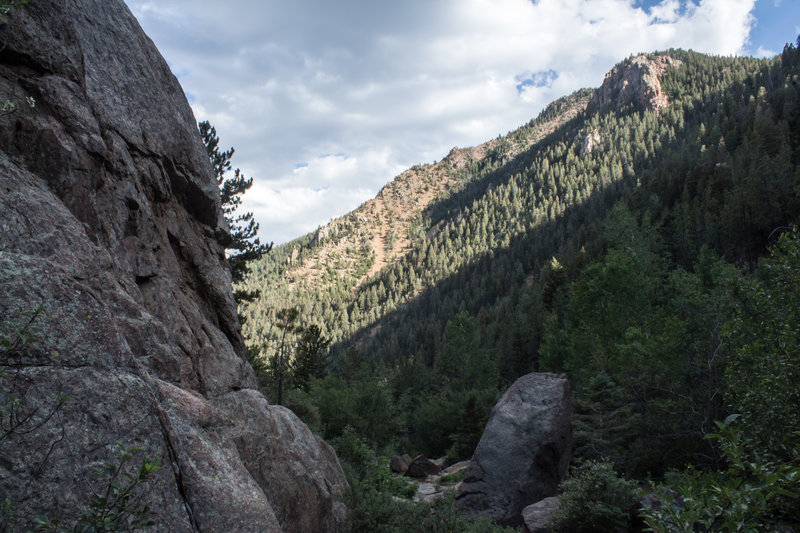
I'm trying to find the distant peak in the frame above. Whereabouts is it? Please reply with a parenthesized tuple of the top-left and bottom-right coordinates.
(591, 53, 682, 115)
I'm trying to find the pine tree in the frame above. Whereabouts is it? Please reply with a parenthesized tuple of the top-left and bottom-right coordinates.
(198, 121, 272, 292)
(292, 324, 330, 391)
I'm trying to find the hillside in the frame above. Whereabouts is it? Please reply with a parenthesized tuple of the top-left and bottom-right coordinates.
(239, 40, 800, 530)
(239, 88, 592, 345)
(243, 38, 799, 439)
(241, 47, 798, 366)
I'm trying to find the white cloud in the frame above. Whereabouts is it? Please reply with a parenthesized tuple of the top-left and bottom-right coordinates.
(123, 0, 757, 243)
(755, 46, 777, 58)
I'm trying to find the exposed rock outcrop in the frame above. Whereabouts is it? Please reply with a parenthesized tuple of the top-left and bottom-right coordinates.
(455, 373, 572, 527)
(590, 54, 681, 115)
(580, 129, 602, 155)
(0, 1, 346, 531)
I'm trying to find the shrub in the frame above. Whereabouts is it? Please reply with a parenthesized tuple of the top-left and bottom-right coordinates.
(641, 415, 800, 533)
(282, 388, 321, 433)
(548, 460, 640, 532)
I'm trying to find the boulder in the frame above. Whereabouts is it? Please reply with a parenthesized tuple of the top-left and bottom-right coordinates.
(455, 372, 572, 527)
(0, 1, 346, 531)
(522, 497, 560, 533)
(405, 455, 442, 478)
(390, 455, 411, 474)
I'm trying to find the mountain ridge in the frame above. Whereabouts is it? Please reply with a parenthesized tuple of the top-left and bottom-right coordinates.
(239, 51, 683, 344)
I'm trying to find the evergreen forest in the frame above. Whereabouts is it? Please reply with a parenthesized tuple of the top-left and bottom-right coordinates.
(237, 44, 800, 531)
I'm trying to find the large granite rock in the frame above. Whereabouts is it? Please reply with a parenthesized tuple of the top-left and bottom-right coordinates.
(0, 1, 346, 531)
(455, 372, 572, 527)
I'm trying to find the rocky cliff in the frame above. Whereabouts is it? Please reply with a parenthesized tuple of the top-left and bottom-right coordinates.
(590, 53, 681, 115)
(0, 1, 346, 531)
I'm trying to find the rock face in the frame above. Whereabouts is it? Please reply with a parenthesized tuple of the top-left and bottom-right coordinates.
(455, 373, 572, 527)
(590, 54, 681, 115)
(580, 129, 602, 155)
(0, 1, 346, 531)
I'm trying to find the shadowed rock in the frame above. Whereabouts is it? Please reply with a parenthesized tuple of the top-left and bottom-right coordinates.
(405, 455, 442, 478)
(0, 1, 346, 531)
(522, 496, 560, 533)
(455, 372, 572, 527)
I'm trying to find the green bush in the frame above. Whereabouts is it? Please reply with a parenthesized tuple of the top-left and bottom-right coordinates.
(641, 415, 800, 533)
(548, 460, 640, 533)
(34, 444, 161, 532)
(282, 388, 321, 433)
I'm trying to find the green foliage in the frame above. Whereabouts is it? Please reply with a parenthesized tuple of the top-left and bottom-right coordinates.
(198, 120, 271, 287)
(292, 324, 330, 392)
(262, 307, 301, 405)
(548, 461, 640, 533)
(282, 387, 322, 433)
(34, 444, 161, 533)
(446, 388, 496, 462)
(642, 415, 800, 533)
(342, 475, 516, 533)
(541, 208, 741, 474)
(0, 305, 43, 358)
(641, 230, 800, 532)
(0, 96, 35, 118)
(310, 372, 398, 448)
(725, 228, 800, 460)
(0, 0, 27, 15)
(438, 469, 465, 484)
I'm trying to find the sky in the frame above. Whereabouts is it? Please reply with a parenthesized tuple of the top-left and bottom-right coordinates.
(123, 0, 800, 244)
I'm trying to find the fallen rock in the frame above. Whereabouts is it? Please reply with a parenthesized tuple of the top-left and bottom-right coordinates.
(405, 455, 442, 478)
(455, 372, 572, 527)
(415, 481, 446, 503)
(522, 497, 560, 533)
(441, 460, 470, 477)
(390, 454, 412, 474)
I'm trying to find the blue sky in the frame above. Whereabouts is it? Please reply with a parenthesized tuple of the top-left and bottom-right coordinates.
(124, 0, 797, 244)
(749, 0, 800, 56)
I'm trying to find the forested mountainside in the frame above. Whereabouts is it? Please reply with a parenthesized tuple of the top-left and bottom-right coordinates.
(242, 48, 797, 365)
(239, 42, 800, 529)
(239, 86, 593, 345)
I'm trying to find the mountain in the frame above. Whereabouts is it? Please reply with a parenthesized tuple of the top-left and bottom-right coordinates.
(240, 47, 798, 370)
(0, 2, 346, 531)
(238, 86, 592, 345)
(240, 41, 800, 479)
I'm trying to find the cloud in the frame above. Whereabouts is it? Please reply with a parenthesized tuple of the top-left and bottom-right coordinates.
(755, 46, 777, 58)
(124, 0, 757, 244)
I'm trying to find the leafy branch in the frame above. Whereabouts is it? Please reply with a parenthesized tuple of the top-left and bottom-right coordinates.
(0, 306, 69, 442)
(0, 0, 27, 16)
(34, 444, 162, 532)
(642, 415, 800, 533)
